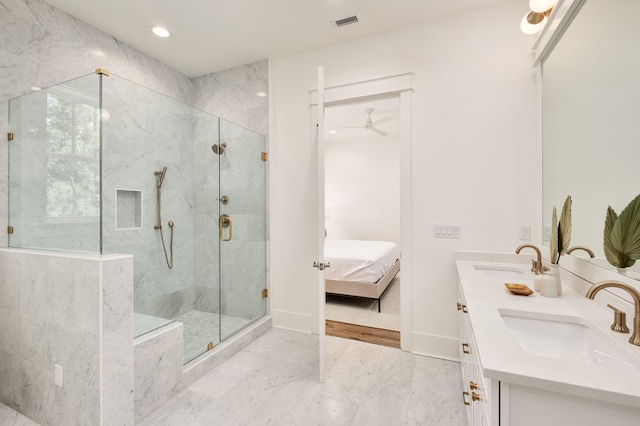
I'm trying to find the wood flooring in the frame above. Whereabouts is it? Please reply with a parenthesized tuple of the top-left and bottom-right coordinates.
(325, 319, 401, 349)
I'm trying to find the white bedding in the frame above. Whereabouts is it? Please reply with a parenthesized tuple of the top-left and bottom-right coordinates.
(324, 239, 399, 283)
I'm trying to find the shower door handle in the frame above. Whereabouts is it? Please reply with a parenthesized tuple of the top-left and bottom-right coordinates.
(219, 214, 232, 241)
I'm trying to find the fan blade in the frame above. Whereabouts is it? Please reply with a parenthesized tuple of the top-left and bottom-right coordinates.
(369, 127, 389, 136)
(372, 116, 392, 126)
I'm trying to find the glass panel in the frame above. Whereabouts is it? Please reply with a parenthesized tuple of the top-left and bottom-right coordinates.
(8, 70, 267, 365)
(8, 73, 101, 252)
(219, 119, 267, 341)
(100, 75, 222, 365)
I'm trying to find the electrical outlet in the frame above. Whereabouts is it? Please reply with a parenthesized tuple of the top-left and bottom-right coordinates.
(55, 364, 63, 387)
(543, 226, 552, 241)
(519, 224, 531, 240)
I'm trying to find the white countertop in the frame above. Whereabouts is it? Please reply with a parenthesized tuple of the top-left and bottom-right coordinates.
(456, 257, 640, 408)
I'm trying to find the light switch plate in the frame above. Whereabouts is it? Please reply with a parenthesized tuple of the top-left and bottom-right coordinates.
(433, 224, 461, 239)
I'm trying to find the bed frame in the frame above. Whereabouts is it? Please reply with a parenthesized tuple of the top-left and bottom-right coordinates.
(325, 259, 400, 313)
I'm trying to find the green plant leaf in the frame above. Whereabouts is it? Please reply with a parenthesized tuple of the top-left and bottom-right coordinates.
(611, 193, 640, 264)
(550, 207, 558, 264)
(603, 206, 625, 267)
(558, 195, 572, 256)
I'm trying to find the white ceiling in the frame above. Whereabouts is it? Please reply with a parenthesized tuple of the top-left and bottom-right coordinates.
(43, 0, 514, 77)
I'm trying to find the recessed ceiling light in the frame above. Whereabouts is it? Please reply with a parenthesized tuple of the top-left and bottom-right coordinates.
(151, 26, 172, 38)
(256, 92, 267, 97)
(329, 130, 337, 134)
(30, 86, 42, 91)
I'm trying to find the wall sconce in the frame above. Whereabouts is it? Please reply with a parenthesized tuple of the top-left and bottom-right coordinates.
(520, 0, 557, 34)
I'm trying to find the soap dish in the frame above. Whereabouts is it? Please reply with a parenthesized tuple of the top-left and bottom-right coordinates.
(504, 283, 533, 296)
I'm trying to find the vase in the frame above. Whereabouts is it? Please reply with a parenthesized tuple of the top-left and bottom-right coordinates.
(539, 273, 558, 297)
(534, 275, 542, 292)
(615, 267, 640, 280)
(548, 264, 562, 296)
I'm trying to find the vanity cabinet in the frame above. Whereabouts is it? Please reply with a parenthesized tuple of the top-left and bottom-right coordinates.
(458, 285, 496, 426)
(457, 264, 640, 426)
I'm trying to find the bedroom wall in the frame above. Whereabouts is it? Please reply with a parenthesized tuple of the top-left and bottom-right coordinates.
(324, 131, 401, 245)
(269, 0, 538, 358)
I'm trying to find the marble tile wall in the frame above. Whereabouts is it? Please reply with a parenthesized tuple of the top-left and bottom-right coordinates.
(0, 249, 134, 426)
(101, 254, 135, 426)
(133, 323, 183, 422)
(101, 75, 197, 321)
(215, 120, 267, 323)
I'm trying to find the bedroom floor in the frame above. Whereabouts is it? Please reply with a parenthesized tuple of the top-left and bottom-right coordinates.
(325, 274, 401, 331)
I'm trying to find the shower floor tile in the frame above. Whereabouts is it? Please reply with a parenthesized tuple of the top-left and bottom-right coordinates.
(174, 309, 251, 364)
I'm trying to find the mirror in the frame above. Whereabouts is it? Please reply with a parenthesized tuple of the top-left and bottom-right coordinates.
(543, 0, 640, 275)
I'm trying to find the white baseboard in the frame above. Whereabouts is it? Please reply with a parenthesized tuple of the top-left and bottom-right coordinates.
(411, 331, 460, 362)
(272, 309, 314, 333)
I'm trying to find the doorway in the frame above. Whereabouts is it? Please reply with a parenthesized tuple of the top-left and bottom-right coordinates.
(323, 96, 402, 347)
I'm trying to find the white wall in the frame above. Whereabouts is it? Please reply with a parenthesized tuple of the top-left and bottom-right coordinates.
(324, 133, 401, 244)
(270, 0, 538, 358)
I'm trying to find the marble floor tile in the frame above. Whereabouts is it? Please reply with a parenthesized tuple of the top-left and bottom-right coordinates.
(0, 403, 40, 426)
(139, 328, 467, 426)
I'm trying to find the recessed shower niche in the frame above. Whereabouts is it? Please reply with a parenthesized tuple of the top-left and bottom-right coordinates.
(116, 189, 143, 230)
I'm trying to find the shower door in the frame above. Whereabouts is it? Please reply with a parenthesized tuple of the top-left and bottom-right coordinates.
(218, 119, 267, 340)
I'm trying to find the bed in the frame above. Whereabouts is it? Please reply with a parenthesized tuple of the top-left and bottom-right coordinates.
(324, 239, 400, 312)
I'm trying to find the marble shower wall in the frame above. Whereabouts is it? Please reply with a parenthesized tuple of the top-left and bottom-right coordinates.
(0, 249, 134, 426)
(191, 112, 221, 314)
(216, 120, 267, 325)
(101, 75, 197, 321)
(0, 0, 196, 249)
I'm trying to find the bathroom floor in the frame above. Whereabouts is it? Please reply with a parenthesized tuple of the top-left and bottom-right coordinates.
(138, 327, 467, 425)
(1, 327, 466, 426)
(0, 403, 39, 426)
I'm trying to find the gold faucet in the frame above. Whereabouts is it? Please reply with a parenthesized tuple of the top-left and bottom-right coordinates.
(586, 280, 640, 346)
(515, 244, 547, 275)
(567, 246, 595, 258)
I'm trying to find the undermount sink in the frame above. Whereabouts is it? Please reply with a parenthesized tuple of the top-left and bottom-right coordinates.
(473, 264, 530, 281)
(499, 309, 639, 370)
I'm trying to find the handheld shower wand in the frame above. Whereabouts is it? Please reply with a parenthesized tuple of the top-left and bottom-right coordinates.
(154, 166, 174, 269)
(155, 166, 167, 188)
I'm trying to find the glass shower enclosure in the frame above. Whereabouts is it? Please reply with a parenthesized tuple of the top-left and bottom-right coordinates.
(7, 72, 267, 364)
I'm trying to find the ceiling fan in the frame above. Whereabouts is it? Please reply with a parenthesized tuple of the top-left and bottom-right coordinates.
(333, 108, 392, 136)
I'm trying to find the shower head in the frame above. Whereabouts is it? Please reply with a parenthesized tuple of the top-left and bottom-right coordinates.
(155, 166, 167, 187)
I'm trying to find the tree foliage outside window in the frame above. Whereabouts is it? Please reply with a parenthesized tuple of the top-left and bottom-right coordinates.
(46, 92, 100, 218)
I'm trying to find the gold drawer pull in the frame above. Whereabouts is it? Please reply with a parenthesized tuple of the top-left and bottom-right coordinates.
(462, 343, 470, 354)
(463, 391, 470, 406)
(470, 381, 481, 390)
(472, 392, 483, 402)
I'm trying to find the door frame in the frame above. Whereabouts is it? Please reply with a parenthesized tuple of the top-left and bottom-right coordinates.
(310, 72, 414, 351)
